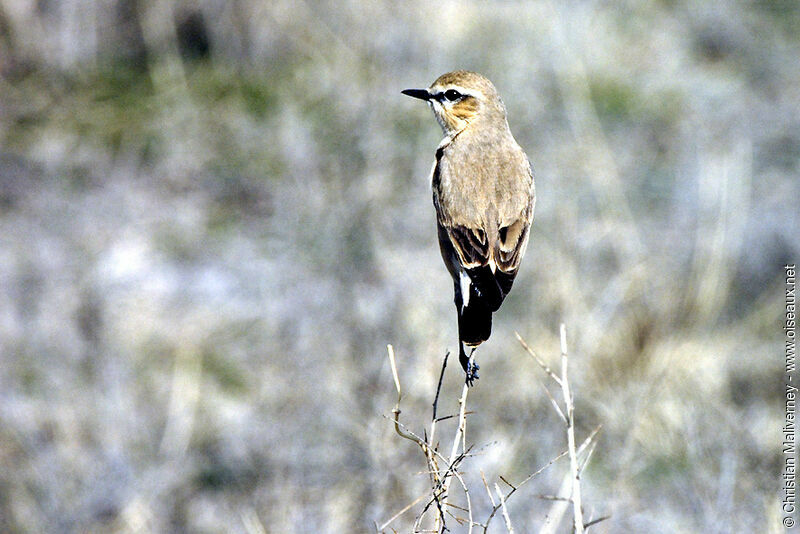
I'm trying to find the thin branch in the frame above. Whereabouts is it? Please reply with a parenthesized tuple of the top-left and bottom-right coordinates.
(384, 347, 451, 531)
(535, 494, 572, 502)
(533, 371, 567, 424)
(432, 351, 449, 421)
(429, 352, 450, 531)
(388, 344, 401, 398)
(417, 445, 474, 532)
(386, 328, 603, 533)
(515, 331, 562, 386)
(440, 352, 473, 530)
(576, 425, 603, 458)
(377, 492, 428, 532)
(384, 347, 476, 532)
(483, 450, 569, 533)
(494, 483, 514, 533)
(382, 414, 470, 477)
(434, 410, 476, 423)
(481, 471, 496, 508)
(382, 416, 432, 454)
(584, 515, 611, 530)
(449, 465, 474, 534)
(579, 436, 599, 475)
(429, 352, 449, 451)
(387, 345, 422, 445)
(559, 324, 584, 534)
(506, 450, 569, 496)
(498, 475, 515, 491)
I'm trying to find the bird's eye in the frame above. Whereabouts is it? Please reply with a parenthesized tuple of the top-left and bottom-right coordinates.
(444, 89, 462, 101)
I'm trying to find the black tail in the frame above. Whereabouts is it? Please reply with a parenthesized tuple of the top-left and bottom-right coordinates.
(466, 264, 516, 312)
(458, 286, 493, 346)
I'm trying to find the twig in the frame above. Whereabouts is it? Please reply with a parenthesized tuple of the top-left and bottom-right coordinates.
(381, 348, 477, 531)
(434, 411, 475, 423)
(481, 471, 496, 508)
(505, 450, 569, 496)
(429, 352, 449, 452)
(515, 331, 562, 386)
(576, 425, 602, 459)
(436, 356, 473, 533)
(483, 450, 569, 532)
(515, 327, 604, 534)
(442, 361, 472, 496)
(385, 329, 602, 533)
(535, 494, 572, 502)
(449, 464, 474, 534)
(579, 435, 599, 474)
(382, 415, 429, 453)
(537, 373, 567, 423)
(584, 515, 611, 530)
(494, 483, 514, 533)
(559, 324, 584, 534)
(386, 346, 450, 531)
(377, 492, 428, 532)
(387, 345, 422, 445)
(418, 446, 473, 532)
(432, 352, 449, 422)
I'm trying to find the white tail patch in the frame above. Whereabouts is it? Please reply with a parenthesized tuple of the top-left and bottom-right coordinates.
(459, 270, 471, 311)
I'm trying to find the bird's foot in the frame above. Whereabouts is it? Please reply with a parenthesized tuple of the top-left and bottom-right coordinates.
(464, 349, 479, 386)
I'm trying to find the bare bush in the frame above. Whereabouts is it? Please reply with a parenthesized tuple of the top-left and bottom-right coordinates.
(380, 325, 607, 533)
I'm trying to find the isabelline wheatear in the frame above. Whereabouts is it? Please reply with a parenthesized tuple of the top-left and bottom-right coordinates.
(403, 71, 535, 385)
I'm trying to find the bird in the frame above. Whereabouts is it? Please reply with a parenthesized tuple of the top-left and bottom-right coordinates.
(402, 71, 535, 385)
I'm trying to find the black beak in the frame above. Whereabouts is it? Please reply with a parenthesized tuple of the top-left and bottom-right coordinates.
(401, 88, 431, 101)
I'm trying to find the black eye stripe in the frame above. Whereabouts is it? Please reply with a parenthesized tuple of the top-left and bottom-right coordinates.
(434, 89, 465, 102)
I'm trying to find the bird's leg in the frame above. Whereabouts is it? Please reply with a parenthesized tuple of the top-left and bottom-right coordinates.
(459, 343, 480, 386)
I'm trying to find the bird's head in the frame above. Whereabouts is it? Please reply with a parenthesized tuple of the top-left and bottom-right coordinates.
(402, 71, 507, 137)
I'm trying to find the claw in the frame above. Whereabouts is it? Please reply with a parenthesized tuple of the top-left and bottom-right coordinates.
(459, 345, 480, 386)
(464, 359, 480, 386)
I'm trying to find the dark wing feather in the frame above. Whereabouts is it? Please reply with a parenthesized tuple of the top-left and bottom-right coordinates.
(496, 216, 531, 274)
(449, 225, 489, 267)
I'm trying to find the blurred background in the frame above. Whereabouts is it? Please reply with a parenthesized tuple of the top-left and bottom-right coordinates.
(0, 0, 797, 532)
